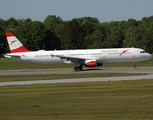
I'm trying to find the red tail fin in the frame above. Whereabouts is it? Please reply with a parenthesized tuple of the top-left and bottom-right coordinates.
(5, 32, 30, 53)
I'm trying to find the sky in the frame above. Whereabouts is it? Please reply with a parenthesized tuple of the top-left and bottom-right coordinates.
(1, 0, 153, 23)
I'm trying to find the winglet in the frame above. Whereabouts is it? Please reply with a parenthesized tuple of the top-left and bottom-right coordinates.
(5, 32, 30, 53)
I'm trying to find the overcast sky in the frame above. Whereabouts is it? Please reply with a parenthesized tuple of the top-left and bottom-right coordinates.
(1, 0, 153, 23)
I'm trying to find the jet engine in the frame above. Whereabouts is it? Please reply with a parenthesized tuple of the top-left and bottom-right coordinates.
(85, 60, 103, 67)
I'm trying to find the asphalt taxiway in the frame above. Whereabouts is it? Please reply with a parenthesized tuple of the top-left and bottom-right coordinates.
(0, 67, 153, 86)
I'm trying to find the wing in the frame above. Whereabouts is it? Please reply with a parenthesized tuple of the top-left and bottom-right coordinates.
(54, 55, 94, 65)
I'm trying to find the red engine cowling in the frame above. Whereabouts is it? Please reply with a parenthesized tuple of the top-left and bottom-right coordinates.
(85, 60, 103, 67)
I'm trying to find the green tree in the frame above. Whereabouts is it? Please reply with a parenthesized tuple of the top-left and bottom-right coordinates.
(43, 15, 63, 32)
(55, 23, 64, 38)
(6, 17, 18, 33)
(126, 19, 138, 29)
(147, 22, 153, 53)
(61, 19, 85, 49)
(0, 19, 6, 31)
(14, 19, 26, 43)
(84, 29, 105, 49)
(15, 18, 61, 50)
(142, 16, 153, 25)
(123, 27, 135, 47)
(105, 25, 124, 48)
(0, 27, 8, 56)
(43, 29, 61, 50)
(81, 21, 95, 35)
(75, 17, 99, 23)
(123, 25, 149, 52)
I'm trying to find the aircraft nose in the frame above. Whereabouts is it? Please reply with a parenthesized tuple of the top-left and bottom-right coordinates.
(149, 54, 152, 59)
(144, 53, 152, 60)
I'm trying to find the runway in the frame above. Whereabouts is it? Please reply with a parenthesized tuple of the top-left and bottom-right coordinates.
(0, 67, 153, 86)
(0, 67, 153, 76)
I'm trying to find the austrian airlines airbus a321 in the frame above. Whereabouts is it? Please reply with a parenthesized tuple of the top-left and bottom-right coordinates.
(4, 32, 152, 71)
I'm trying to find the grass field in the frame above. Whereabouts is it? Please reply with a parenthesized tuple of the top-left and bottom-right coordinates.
(0, 54, 153, 70)
(0, 80, 153, 120)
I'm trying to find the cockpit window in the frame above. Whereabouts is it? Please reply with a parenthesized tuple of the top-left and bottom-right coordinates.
(140, 51, 147, 53)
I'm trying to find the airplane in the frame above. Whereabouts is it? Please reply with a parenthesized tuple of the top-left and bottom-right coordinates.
(4, 32, 152, 71)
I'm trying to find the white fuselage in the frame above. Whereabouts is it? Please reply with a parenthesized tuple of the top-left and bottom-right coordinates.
(5, 48, 152, 65)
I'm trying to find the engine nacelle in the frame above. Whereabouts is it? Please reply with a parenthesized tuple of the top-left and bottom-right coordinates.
(97, 62, 103, 66)
(85, 60, 103, 67)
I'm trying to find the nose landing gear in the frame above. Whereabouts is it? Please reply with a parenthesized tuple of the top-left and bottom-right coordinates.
(133, 61, 137, 69)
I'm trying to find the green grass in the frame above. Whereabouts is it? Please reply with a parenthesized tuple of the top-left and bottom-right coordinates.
(0, 58, 74, 70)
(0, 54, 153, 70)
(0, 73, 146, 82)
(0, 80, 153, 120)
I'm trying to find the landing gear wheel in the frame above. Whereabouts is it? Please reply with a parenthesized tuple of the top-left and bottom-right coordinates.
(133, 65, 137, 69)
(74, 66, 78, 71)
(78, 65, 83, 71)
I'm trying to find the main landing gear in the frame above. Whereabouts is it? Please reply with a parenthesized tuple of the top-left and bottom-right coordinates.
(133, 61, 137, 69)
(74, 65, 83, 71)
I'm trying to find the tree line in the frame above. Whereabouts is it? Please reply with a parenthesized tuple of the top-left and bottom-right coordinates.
(0, 15, 153, 57)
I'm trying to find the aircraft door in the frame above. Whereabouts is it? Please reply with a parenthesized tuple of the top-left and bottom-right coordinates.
(66, 53, 70, 56)
(27, 53, 31, 61)
(102, 52, 106, 58)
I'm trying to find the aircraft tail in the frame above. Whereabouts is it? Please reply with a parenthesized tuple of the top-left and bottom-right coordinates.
(5, 32, 30, 53)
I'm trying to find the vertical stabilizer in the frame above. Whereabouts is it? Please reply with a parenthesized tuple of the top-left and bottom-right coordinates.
(5, 32, 30, 53)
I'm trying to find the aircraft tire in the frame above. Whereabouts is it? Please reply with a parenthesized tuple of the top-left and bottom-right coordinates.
(133, 66, 137, 69)
(78, 65, 83, 71)
(74, 66, 78, 71)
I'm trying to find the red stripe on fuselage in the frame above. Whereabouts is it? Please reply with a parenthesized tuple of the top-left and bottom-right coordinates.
(119, 50, 129, 56)
(123, 50, 129, 53)
(11, 46, 31, 53)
